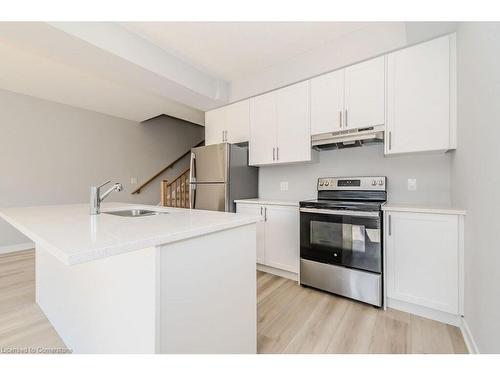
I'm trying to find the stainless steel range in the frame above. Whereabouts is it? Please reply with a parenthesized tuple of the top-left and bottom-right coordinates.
(299, 176, 387, 307)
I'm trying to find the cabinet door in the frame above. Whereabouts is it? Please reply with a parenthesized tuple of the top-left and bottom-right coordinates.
(344, 56, 385, 129)
(386, 35, 452, 154)
(205, 107, 225, 145)
(310, 69, 345, 135)
(225, 100, 250, 144)
(276, 81, 311, 164)
(249, 91, 277, 165)
(386, 212, 459, 314)
(264, 205, 299, 273)
(236, 204, 265, 264)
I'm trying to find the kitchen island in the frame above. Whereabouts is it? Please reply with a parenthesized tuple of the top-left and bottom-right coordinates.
(0, 203, 260, 354)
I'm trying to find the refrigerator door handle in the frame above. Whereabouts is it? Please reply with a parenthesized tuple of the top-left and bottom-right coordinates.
(189, 152, 196, 209)
(189, 152, 196, 183)
(189, 183, 196, 210)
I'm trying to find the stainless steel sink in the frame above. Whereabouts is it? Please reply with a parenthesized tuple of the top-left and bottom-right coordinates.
(104, 209, 168, 217)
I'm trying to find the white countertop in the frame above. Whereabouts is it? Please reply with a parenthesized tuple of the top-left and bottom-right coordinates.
(234, 198, 300, 207)
(382, 202, 466, 215)
(0, 203, 261, 266)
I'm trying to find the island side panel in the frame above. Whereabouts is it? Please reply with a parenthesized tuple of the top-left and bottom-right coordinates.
(36, 245, 158, 353)
(159, 223, 257, 354)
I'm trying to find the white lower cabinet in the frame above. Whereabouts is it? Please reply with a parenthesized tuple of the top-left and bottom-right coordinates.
(236, 202, 299, 276)
(235, 203, 265, 264)
(384, 209, 464, 324)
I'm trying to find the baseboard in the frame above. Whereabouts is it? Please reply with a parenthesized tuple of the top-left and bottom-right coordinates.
(0, 242, 34, 255)
(257, 263, 298, 281)
(460, 317, 479, 354)
(387, 298, 461, 327)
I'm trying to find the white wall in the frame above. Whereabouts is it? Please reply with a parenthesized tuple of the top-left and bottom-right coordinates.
(451, 22, 500, 353)
(0, 88, 204, 250)
(229, 22, 457, 102)
(259, 145, 451, 205)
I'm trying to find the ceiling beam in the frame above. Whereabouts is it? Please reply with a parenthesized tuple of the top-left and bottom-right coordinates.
(48, 22, 229, 109)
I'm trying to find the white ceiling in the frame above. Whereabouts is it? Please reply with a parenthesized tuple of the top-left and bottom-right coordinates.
(0, 22, 449, 124)
(121, 22, 373, 81)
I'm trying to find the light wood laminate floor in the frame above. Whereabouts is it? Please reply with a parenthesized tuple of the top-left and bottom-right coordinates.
(257, 271, 467, 354)
(0, 250, 467, 353)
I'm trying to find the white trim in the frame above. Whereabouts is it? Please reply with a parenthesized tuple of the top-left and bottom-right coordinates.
(387, 298, 461, 327)
(257, 263, 298, 282)
(449, 32, 457, 149)
(458, 216, 465, 316)
(0, 242, 34, 255)
(460, 317, 479, 354)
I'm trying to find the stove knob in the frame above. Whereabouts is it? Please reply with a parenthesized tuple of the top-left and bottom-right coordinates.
(319, 181, 324, 186)
(325, 181, 330, 186)
(378, 179, 384, 186)
(371, 179, 377, 186)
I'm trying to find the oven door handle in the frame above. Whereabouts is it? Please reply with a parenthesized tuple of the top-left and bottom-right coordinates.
(299, 208, 380, 218)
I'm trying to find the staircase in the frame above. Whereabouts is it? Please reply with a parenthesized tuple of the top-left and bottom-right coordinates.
(131, 140, 203, 209)
(160, 169, 190, 208)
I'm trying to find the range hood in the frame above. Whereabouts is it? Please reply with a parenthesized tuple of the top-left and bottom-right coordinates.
(312, 125, 385, 151)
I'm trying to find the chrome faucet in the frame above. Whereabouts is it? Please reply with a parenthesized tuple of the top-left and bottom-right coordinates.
(89, 180, 123, 215)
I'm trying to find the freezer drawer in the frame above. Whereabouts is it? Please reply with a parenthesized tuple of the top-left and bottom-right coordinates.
(300, 258, 382, 306)
(191, 183, 227, 211)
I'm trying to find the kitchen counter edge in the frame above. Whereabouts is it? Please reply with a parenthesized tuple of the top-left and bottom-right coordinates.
(382, 203, 466, 215)
(234, 198, 300, 207)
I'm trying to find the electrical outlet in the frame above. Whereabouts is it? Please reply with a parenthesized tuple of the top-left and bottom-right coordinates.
(131, 177, 138, 185)
(280, 181, 289, 191)
(407, 178, 417, 191)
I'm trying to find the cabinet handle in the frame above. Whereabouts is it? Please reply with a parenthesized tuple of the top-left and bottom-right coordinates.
(388, 214, 392, 236)
(339, 111, 342, 128)
(345, 109, 348, 128)
(260, 206, 263, 216)
(264, 207, 267, 221)
(276, 147, 279, 161)
(388, 131, 392, 150)
(273, 147, 275, 161)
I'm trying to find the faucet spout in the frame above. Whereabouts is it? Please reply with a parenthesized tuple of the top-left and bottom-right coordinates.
(89, 181, 123, 215)
(100, 183, 124, 201)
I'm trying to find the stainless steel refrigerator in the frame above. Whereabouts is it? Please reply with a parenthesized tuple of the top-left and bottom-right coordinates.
(189, 143, 258, 212)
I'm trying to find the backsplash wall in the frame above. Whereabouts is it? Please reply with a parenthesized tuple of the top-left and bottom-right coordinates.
(258, 144, 452, 204)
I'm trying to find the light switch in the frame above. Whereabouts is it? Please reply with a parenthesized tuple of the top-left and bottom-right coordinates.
(280, 181, 289, 191)
(407, 178, 417, 191)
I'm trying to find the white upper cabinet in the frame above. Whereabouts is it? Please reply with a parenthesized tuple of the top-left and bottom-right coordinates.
(225, 100, 250, 144)
(310, 69, 345, 135)
(385, 34, 456, 155)
(249, 91, 277, 165)
(276, 81, 311, 164)
(249, 82, 311, 166)
(344, 56, 385, 130)
(310, 56, 385, 135)
(204, 100, 250, 145)
(204, 107, 225, 145)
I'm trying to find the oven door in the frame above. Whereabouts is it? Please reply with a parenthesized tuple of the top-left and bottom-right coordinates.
(300, 208, 382, 274)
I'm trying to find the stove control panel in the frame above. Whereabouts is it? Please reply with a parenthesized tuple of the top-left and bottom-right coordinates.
(317, 176, 386, 191)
